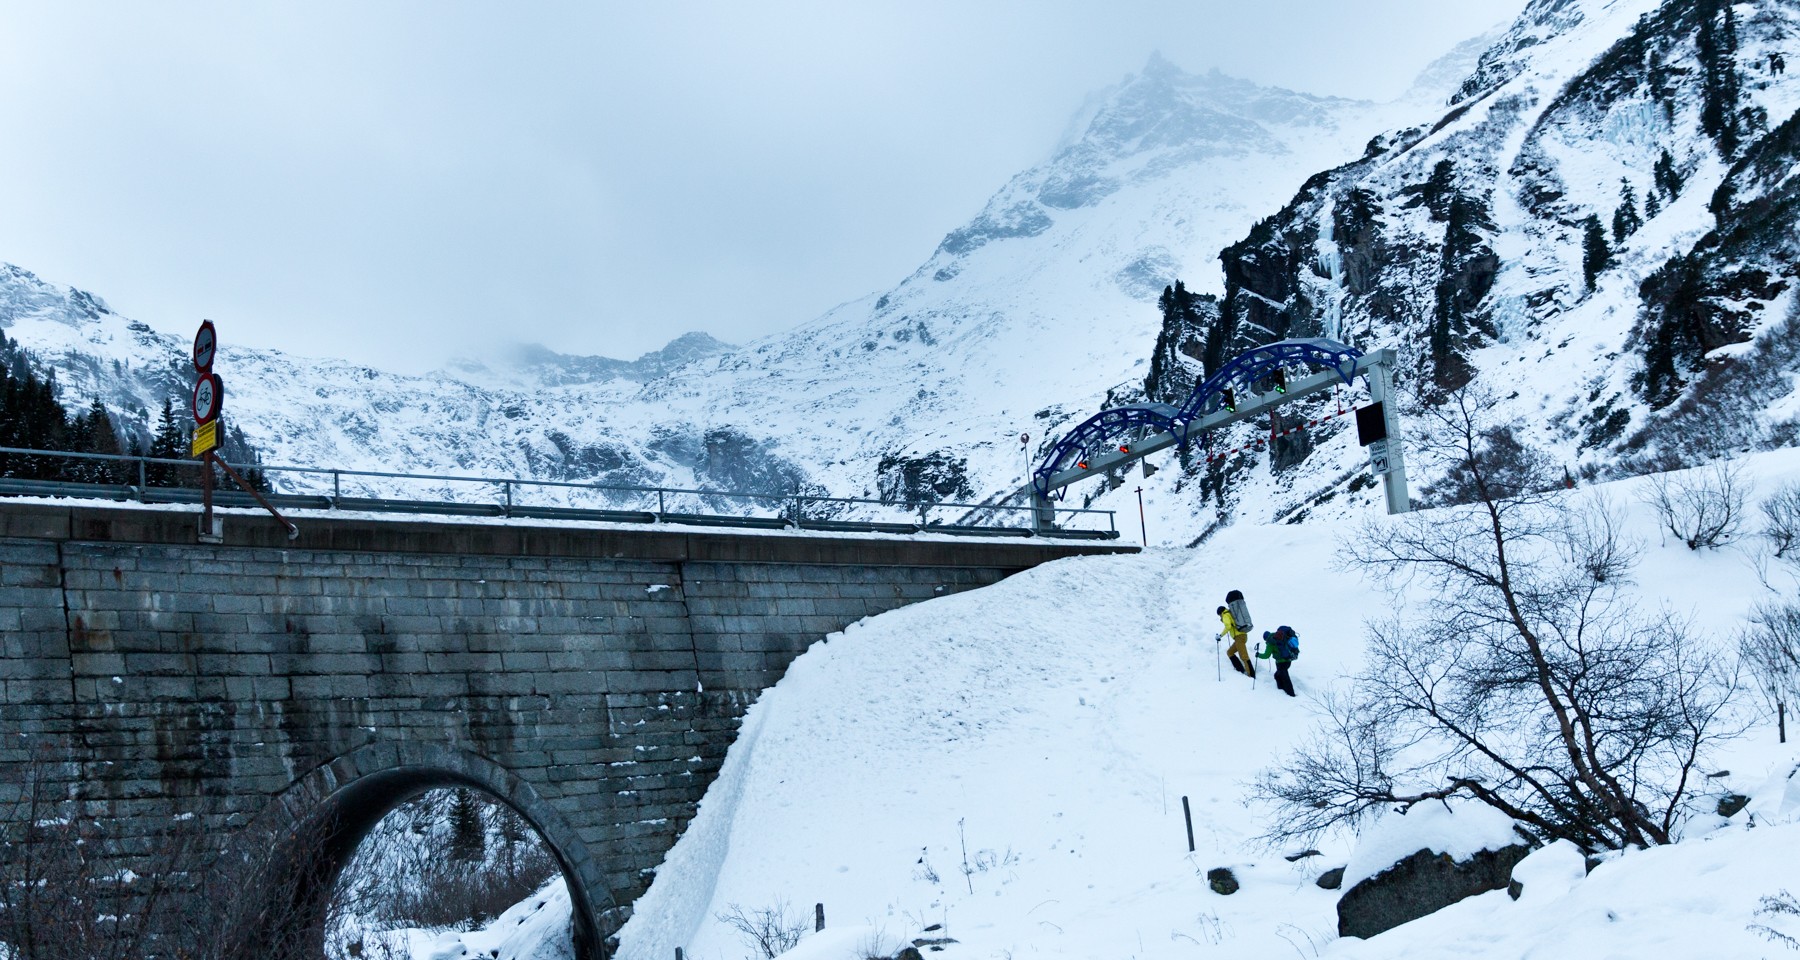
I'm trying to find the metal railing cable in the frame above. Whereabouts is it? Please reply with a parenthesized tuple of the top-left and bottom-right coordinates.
(0, 445, 1117, 538)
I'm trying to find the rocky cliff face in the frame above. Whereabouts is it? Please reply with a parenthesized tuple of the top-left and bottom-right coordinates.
(1121, 0, 1800, 535)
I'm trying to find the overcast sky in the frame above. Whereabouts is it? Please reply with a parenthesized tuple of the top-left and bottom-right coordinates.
(0, 1, 1523, 374)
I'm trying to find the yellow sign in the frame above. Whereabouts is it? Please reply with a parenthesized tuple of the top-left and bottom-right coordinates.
(191, 420, 220, 458)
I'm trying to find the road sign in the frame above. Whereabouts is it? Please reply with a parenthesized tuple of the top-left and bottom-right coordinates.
(192, 373, 223, 425)
(193, 320, 217, 372)
(1368, 438, 1391, 474)
(191, 419, 220, 457)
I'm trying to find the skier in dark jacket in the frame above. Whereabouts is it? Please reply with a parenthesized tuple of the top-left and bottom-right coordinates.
(1257, 625, 1299, 697)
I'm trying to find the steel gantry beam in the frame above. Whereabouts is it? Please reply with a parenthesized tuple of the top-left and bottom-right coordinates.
(1025, 344, 1409, 529)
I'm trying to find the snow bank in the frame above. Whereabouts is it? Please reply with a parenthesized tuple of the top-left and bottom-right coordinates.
(1339, 802, 1523, 892)
(1748, 761, 1800, 826)
(616, 701, 773, 960)
(1507, 840, 1586, 903)
(403, 877, 573, 960)
(1337, 821, 1800, 959)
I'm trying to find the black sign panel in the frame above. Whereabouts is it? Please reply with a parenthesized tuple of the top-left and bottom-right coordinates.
(1355, 402, 1388, 446)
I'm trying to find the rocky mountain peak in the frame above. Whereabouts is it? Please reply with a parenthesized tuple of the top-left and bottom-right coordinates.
(440, 331, 736, 390)
(0, 263, 114, 328)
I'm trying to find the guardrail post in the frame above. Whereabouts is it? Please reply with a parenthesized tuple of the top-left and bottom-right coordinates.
(657, 489, 665, 521)
(502, 480, 512, 517)
(331, 470, 341, 507)
(136, 457, 147, 501)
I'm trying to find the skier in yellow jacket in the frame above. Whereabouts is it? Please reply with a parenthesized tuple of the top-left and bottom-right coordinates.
(1217, 603, 1255, 678)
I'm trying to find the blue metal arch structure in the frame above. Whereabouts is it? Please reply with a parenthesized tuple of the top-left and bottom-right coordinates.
(1032, 403, 1182, 497)
(1174, 338, 1363, 422)
(1032, 339, 1365, 497)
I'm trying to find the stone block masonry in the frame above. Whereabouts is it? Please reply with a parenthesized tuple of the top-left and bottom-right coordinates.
(0, 502, 1129, 956)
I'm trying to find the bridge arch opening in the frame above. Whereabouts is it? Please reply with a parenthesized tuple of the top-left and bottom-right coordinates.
(243, 743, 617, 960)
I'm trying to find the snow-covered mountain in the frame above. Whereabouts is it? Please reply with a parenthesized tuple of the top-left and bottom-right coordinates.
(0, 47, 1479, 520)
(1124, 0, 1800, 537)
(7, 1, 1798, 543)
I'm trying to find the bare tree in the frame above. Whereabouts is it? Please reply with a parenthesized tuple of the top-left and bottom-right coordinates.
(1743, 603, 1800, 743)
(1256, 387, 1744, 852)
(1765, 482, 1800, 560)
(1, 737, 340, 960)
(1644, 461, 1748, 550)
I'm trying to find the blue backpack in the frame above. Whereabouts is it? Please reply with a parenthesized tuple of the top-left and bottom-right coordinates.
(1273, 626, 1299, 661)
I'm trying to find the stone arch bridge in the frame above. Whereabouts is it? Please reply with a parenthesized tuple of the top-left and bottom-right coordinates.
(0, 503, 1128, 956)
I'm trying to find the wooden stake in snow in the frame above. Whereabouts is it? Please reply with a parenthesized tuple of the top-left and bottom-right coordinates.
(815, 903, 825, 932)
(1181, 796, 1195, 852)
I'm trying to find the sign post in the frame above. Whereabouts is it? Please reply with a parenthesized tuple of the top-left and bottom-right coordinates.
(1359, 352, 1410, 515)
(192, 323, 220, 541)
(189, 320, 298, 541)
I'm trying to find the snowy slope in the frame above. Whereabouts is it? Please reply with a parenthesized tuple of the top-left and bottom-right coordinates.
(590, 447, 1800, 960)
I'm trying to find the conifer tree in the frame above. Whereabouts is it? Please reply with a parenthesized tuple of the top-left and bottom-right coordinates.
(1697, 0, 1742, 155)
(1403, 159, 1456, 221)
(83, 398, 124, 482)
(0, 333, 71, 479)
(147, 399, 186, 487)
(449, 789, 486, 862)
(1581, 216, 1610, 292)
(1653, 150, 1683, 202)
(1612, 180, 1643, 243)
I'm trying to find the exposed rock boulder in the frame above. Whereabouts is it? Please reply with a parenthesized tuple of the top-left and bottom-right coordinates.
(1316, 866, 1345, 890)
(1336, 843, 1531, 939)
(1206, 866, 1239, 895)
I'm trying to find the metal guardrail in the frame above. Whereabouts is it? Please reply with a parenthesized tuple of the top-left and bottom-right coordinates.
(0, 446, 1119, 540)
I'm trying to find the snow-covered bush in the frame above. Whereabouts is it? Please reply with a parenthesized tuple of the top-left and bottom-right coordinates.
(1751, 891, 1800, 952)
(1644, 461, 1747, 550)
(1257, 389, 1746, 852)
(715, 901, 808, 959)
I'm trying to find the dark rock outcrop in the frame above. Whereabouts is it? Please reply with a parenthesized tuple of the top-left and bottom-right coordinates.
(1206, 866, 1239, 895)
(1336, 844, 1531, 939)
(875, 450, 975, 507)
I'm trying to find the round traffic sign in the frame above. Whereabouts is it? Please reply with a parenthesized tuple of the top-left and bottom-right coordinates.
(192, 373, 223, 425)
(193, 320, 217, 372)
